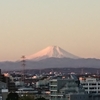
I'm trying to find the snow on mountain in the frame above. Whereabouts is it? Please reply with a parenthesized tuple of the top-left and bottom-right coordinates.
(26, 46, 79, 60)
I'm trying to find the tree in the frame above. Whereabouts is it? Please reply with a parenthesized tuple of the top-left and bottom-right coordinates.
(35, 97, 46, 100)
(19, 95, 34, 100)
(6, 92, 19, 100)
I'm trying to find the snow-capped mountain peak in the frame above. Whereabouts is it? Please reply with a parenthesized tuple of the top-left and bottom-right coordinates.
(26, 46, 79, 60)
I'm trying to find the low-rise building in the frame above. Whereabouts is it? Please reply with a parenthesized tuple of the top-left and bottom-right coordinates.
(49, 75, 89, 100)
(80, 77, 100, 94)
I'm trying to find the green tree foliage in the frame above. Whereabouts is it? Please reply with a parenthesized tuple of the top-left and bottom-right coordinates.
(6, 92, 19, 100)
(35, 97, 46, 100)
(19, 95, 34, 100)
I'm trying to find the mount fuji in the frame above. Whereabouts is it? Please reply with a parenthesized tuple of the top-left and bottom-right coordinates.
(26, 46, 79, 61)
(1, 46, 100, 71)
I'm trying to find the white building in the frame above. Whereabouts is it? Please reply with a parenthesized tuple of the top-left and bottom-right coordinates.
(36, 79, 49, 88)
(49, 75, 89, 100)
(80, 77, 100, 94)
(15, 81, 25, 87)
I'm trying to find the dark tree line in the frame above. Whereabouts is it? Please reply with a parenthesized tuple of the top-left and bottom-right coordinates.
(6, 93, 47, 100)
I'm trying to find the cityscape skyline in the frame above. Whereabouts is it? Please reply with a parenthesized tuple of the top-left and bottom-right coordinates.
(0, 0, 100, 61)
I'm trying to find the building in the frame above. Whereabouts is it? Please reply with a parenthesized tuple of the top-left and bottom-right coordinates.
(0, 82, 8, 100)
(8, 81, 16, 92)
(0, 82, 7, 90)
(49, 75, 89, 100)
(80, 77, 100, 94)
(36, 79, 49, 88)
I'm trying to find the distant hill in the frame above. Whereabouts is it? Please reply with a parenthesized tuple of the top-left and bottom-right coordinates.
(0, 58, 100, 71)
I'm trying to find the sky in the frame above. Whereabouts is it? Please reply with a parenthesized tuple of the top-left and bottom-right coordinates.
(0, 0, 100, 61)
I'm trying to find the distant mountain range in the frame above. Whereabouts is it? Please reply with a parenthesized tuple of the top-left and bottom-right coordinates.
(0, 46, 100, 71)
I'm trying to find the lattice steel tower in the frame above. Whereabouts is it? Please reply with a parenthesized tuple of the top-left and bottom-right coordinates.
(21, 55, 26, 82)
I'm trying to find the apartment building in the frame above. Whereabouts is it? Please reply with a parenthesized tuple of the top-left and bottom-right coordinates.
(80, 77, 100, 94)
(49, 75, 89, 100)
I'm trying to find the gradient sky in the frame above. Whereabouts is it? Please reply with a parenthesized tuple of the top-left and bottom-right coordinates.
(0, 0, 100, 61)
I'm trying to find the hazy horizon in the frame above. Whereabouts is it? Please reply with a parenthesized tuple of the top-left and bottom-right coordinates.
(0, 0, 100, 61)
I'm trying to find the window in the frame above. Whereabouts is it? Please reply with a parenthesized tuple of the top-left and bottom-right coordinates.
(89, 87, 96, 89)
(57, 96, 61, 98)
(98, 83, 100, 85)
(98, 91, 100, 93)
(90, 91, 96, 93)
(92, 83, 96, 85)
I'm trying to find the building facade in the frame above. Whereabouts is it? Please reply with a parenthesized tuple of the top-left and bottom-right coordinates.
(80, 77, 100, 94)
(49, 75, 89, 100)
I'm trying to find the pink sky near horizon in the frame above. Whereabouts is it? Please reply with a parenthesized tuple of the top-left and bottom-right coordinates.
(0, 0, 100, 61)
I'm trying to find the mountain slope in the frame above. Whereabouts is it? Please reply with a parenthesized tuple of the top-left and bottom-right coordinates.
(0, 58, 100, 71)
(26, 46, 79, 60)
